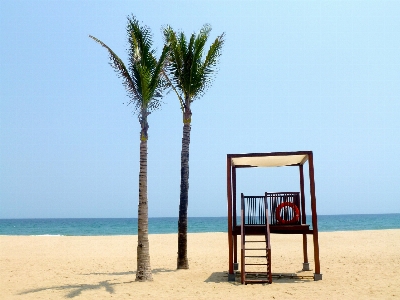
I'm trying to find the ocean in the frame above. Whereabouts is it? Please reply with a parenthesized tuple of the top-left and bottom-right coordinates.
(0, 214, 399, 236)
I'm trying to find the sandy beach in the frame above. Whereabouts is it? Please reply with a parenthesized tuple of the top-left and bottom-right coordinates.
(1, 230, 399, 299)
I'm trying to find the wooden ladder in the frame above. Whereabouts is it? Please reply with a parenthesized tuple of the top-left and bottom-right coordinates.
(240, 193, 272, 284)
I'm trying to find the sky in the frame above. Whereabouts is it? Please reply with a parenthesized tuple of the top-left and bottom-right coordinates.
(1, 0, 399, 218)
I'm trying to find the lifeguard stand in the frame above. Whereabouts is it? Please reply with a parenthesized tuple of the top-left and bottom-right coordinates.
(227, 151, 322, 282)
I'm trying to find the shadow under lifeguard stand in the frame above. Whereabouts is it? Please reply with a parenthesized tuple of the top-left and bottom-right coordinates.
(226, 151, 322, 283)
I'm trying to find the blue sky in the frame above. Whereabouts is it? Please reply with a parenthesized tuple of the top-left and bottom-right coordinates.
(1, 0, 399, 218)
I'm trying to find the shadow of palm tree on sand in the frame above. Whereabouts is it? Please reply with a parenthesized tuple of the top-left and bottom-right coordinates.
(18, 280, 123, 298)
(18, 268, 176, 298)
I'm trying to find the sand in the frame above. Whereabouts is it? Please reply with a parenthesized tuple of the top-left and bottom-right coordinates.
(1, 230, 399, 299)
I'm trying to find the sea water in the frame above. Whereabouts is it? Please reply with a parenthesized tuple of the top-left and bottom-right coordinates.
(0, 214, 399, 236)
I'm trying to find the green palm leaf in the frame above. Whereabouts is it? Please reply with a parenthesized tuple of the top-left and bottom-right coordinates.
(91, 16, 168, 118)
(89, 35, 140, 101)
(164, 24, 224, 103)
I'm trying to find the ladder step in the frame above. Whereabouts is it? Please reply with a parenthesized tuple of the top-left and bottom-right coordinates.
(245, 255, 267, 258)
(245, 248, 266, 250)
(245, 240, 265, 242)
(245, 263, 269, 265)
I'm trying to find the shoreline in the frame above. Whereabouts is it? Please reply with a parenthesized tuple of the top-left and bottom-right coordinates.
(1, 230, 400, 299)
(2, 226, 400, 237)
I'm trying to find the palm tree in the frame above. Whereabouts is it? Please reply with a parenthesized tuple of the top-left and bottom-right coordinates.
(163, 24, 224, 269)
(90, 16, 169, 281)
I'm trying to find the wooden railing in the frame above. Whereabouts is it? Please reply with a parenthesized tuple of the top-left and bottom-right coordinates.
(267, 192, 301, 225)
(241, 194, 268, 225)
(240, 192, 301, 226)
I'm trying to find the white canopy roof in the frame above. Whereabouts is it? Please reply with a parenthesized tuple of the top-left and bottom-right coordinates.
(229, 152, 310, 168)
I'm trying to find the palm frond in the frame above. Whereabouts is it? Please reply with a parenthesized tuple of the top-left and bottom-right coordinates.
(192, 24, 211, 72)
(183, 33, 197, 96)
(124, 16, 168, 113)
(163, 26, 185, 109)
(195, 32, 225, 98)
(201, 33, 224, 76)
(163, 24, 224, 105)
(162, 70, 185, 111)
(89, 35, 140, 101)
(188, 25, 211, 98)
(127, 16, 155, 69)
(149, 42, 169, 101)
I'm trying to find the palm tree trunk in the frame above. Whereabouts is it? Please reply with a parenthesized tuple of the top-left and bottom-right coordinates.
(136, 137, 153, 281)
(177, 120, 191, 269)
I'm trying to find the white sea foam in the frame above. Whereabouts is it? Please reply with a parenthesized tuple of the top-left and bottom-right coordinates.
(30, 234, 64, 236)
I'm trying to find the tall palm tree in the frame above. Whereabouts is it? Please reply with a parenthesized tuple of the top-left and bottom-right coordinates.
(90, 16, 169, 281)
(163, 24, 224, 269)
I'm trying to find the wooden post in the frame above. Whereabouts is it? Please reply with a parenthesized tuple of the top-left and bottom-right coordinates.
(227, 156, 235, 280)
(233, 167, 237, 227)
(299, 164, 309, 270)
(299, 164, 306, 224)
(308, 152, 322, 279)
(240, 193, 245, 284)
(265, 192, 272, 284)
(232, 167, 238, 269)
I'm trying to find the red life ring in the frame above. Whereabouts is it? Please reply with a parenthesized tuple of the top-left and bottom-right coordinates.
(275, 202, 300, 225)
